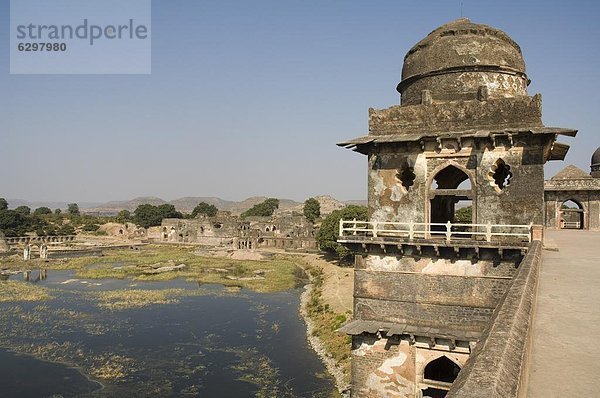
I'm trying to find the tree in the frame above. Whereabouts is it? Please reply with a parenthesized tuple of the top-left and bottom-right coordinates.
(54, 208, 62, 215)
(82, 223, 100, 232)
(0, 198, 7, 211)
(454, 206, 472, 223)
(59, 224, 76, 235)
(0, 210, 23, 235)
(133, 204, 162, 228)
(241, 198, 279, 217)
(33, 207, 53, 216)
(303, 198, 321, 224)
(191, 202, 218, 218)
(115, 209, 131, 223)
(14, 206, 31, 216)
(67, 203, 80, 216)
(157, 204, 182, 219)
(317, 205, 368, 260)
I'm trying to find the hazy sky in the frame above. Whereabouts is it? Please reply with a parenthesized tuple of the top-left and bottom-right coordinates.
(1, 0, 599, 203)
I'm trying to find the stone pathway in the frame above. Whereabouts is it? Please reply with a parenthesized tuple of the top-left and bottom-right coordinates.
(526, 230, 600, 397)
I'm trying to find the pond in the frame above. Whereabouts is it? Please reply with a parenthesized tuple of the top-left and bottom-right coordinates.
(0, 270, 334, 397)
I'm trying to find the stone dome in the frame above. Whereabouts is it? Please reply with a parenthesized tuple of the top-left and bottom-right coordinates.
(592, 146, 600, 171)
(397, 18, 530, 105)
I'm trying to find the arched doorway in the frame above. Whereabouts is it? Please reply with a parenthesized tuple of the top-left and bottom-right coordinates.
(560, 199, 584, 229)
(421, 355, 462, 397)
(429, 164, 474, 232)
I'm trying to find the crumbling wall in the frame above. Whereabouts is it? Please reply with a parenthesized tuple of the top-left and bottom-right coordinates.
(350, 335, 471, 398)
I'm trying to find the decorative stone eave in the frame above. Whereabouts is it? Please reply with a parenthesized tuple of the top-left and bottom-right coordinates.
(338, 127, 575, 156)
(339, 320, 480, 344)
(544, 178, 600, 191)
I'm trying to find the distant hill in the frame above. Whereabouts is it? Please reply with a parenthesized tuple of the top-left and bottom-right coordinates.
(89, 197, 168, 213)
(343, 199, 368, 206)
(282, 195, 347, 216)
(6, 199, 102, 211)
(82, 195, 366, 216)
(168, 197, 236, 213)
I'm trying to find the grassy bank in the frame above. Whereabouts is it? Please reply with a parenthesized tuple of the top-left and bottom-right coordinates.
(304, 266, 352, 387)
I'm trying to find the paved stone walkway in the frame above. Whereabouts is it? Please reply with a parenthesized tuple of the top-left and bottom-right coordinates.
(526, 230, 600, 397)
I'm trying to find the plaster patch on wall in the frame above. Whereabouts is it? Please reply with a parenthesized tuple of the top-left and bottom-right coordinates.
(372, 171, 386, 197)
(421, 259, 483, 276)
(353, 336, 388, 357)
(366, 255, 402, 271)
(390, 184, 404, 201)
(372, 207, 395, 223)
(365, 353, 413, 398)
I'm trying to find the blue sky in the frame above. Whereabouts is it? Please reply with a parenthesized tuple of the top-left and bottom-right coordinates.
(1, 0, 599, 202)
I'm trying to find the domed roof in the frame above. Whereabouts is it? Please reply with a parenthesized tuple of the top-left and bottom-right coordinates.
(592, 146, 600, 168)
(551, 165, 591, 180)
(398, 18, 530, 99)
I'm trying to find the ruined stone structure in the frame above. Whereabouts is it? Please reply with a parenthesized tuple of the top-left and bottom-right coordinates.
(337, 19, 574, 397)
(544, 150, 600, 230)
(160, 213, 317, 251)
(0, 232, 8, 253)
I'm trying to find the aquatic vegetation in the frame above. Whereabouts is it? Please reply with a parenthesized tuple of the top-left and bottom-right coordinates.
(47, 245, 302, 293)
(89, 354, 136, 381)
(94, 288, 182, 310)
(0, 246, 337, 396)
(229, 347, 288, 398)
(0, 281, 52, 302)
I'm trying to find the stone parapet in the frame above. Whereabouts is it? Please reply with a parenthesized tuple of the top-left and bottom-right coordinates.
(368, 95, 542, 136)
(446, 240, 542, 398)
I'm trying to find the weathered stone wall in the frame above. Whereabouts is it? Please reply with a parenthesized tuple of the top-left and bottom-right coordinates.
(368, 137, 548, 226)
(350, 335, 470, 398)
(369, 96, 542, 136)
(475, 144, 546, 226)
(353, 253, 518, 332)
(446, 241, 542, 398)
(160, 215, 317, 249)
(544, 189, 600, 231)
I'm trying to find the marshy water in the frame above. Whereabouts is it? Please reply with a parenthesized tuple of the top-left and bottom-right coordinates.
(0, 269, 334, 397)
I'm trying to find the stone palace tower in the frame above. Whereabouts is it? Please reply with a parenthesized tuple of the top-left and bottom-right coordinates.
(337, 19, 575, 397)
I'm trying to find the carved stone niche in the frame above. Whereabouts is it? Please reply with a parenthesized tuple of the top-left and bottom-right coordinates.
(438, 138, 461, 153)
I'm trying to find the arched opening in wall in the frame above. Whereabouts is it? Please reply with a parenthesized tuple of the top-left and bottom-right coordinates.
(560, 199, 584, 229)
(429, 165, 474, 233)
(488, 158, 513, 192)
(421, 355, 462, 397)
(424, 355, 461, 383)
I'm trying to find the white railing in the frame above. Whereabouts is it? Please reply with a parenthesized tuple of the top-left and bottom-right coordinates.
(561, 221, 581, 229)
(339, 219, 532, 243)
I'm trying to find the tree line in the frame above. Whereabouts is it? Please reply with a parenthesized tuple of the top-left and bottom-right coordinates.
(1, 195, 372, 262)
